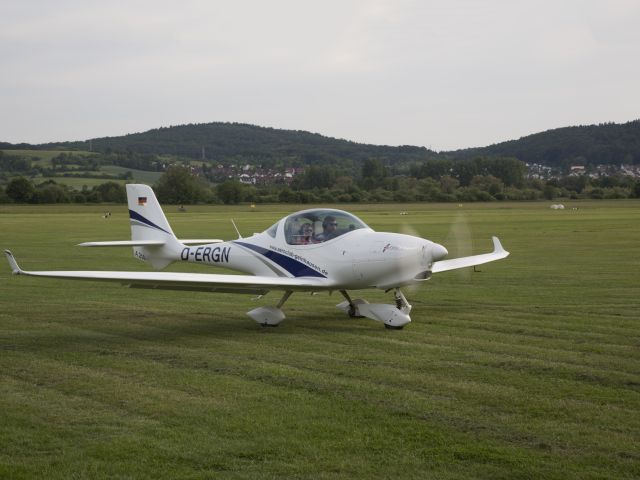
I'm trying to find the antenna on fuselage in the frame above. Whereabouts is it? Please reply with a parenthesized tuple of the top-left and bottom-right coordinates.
(231, 219, 243, 239)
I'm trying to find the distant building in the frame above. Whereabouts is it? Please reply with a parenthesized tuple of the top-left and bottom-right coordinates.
(570, 165, 585, 176)
(238, 173, 255, 185)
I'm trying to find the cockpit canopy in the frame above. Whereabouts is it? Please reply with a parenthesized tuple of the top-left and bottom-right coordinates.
(264, 209, 370, 245)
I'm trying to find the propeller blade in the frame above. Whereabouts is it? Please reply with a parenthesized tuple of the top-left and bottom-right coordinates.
(444, 211, 473, 279)
(400, 223, 420, 238)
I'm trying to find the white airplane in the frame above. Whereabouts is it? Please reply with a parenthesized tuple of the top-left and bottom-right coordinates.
(4, 184, 509, 329)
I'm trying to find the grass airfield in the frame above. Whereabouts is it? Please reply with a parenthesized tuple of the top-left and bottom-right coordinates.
(1, 201, 639, 479)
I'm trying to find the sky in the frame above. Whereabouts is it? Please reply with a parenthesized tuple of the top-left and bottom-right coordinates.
(1, 0, 639, 151)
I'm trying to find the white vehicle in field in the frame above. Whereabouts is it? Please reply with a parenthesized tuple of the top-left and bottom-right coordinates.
(5, 184, 509, 329)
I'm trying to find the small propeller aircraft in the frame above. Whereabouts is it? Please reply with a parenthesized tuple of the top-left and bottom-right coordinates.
(5, 184, 509, 329)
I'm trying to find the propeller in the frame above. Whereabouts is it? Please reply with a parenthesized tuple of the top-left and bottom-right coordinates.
(397, 209, 473, 289)
(399, 222, 420, 240)
(398, 223, 423, 293)
(443, 211, 473, 280)
(397, 222, 447, 293)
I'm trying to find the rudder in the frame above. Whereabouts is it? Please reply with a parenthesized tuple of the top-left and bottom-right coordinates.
(127, 184, 175, 241)
(126, 184, 182, 269)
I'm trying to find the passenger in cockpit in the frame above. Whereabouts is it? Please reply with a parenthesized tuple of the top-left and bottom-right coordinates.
(297, 223, 314, 244)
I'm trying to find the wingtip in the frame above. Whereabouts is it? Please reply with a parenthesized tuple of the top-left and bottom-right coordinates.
(491, 236, 509, 257)
(4, 249, 22, 274)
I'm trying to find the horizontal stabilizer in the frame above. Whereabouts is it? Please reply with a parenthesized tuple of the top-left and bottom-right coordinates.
(432, 236, 509, 273)
(180, 239, 224, 245)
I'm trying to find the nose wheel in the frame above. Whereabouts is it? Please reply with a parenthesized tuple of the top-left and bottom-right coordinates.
(383, 288, 412, 329)
(394, 288, 412, 314)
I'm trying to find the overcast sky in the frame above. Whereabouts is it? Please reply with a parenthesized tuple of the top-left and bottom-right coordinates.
(1, 0, 639, 151)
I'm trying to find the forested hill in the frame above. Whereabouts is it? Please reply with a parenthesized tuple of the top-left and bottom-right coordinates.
(451, 120, 640, 166)
(3, 119, 640, 168)
(36, 123, 436, 167)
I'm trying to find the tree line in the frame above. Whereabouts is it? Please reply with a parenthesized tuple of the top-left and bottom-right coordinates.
(1, 178, 126, 204)
(2, 159, 639, 205)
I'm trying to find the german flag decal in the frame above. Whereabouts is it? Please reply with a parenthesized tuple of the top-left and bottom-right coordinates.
(138, 197, 147, 206)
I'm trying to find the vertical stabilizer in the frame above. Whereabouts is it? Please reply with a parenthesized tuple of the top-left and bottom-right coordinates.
(126, 184, 182, 269)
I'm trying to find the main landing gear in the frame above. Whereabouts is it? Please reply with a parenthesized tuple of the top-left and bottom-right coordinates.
(247, 290, 292, 327)
(247, 288, 413, 329)
(336, 288, 412, 329)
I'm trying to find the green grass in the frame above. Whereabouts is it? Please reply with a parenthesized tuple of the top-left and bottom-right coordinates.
(2, 150, 161, 187)
(40, 177, 127, 189)
(35, 168, 160, 190)
(1, 149, 96, 166)
(1, 201, 639, 479)
(100, 166, 163, 184)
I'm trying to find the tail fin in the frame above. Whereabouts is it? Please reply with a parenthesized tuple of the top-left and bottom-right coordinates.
(126, 184, 182, 269)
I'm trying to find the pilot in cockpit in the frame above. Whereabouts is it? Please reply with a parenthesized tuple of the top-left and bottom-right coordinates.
(314, 215, 338, 242)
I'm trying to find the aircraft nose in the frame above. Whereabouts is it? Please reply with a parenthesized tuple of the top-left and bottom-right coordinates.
(431, 243, 448, 261)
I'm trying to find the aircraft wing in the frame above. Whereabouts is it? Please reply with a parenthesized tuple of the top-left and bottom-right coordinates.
(431, 236, 509, 273)
(78, 239, 223, 247)
(4, 250, 333, 295)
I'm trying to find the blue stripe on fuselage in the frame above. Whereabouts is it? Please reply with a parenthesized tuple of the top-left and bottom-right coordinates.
(128, 210, 171, 234)
(233, 241, 326, 278)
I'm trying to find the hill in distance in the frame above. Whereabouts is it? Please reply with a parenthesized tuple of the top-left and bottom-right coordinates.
(38, 123, 437, 167)
(451, 120, 640, 167)
(3, 119, 640, 168)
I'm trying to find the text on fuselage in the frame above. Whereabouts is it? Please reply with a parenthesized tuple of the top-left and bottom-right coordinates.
(181, 246, 230, 263)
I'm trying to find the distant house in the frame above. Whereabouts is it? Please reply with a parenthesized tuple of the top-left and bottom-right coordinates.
(570, 165, 585, 176)
(238, 173, 255, 185)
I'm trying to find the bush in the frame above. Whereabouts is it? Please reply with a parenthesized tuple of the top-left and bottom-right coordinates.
(393, 190, 415, 202)
(95, 182, 126, 203)
(31, 183, 71, 203)
(217, 180, 244, 204)
(6, 177, 34, 203)
(588, 188, 604, 199)
(0, 187, 10, 203)
(156, 166, 209, 204)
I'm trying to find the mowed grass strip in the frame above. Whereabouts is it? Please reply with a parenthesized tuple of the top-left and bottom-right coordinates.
(1, 201, 639, 479)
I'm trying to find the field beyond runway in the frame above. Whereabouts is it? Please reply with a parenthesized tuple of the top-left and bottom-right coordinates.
(1, 201, 639, 479)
